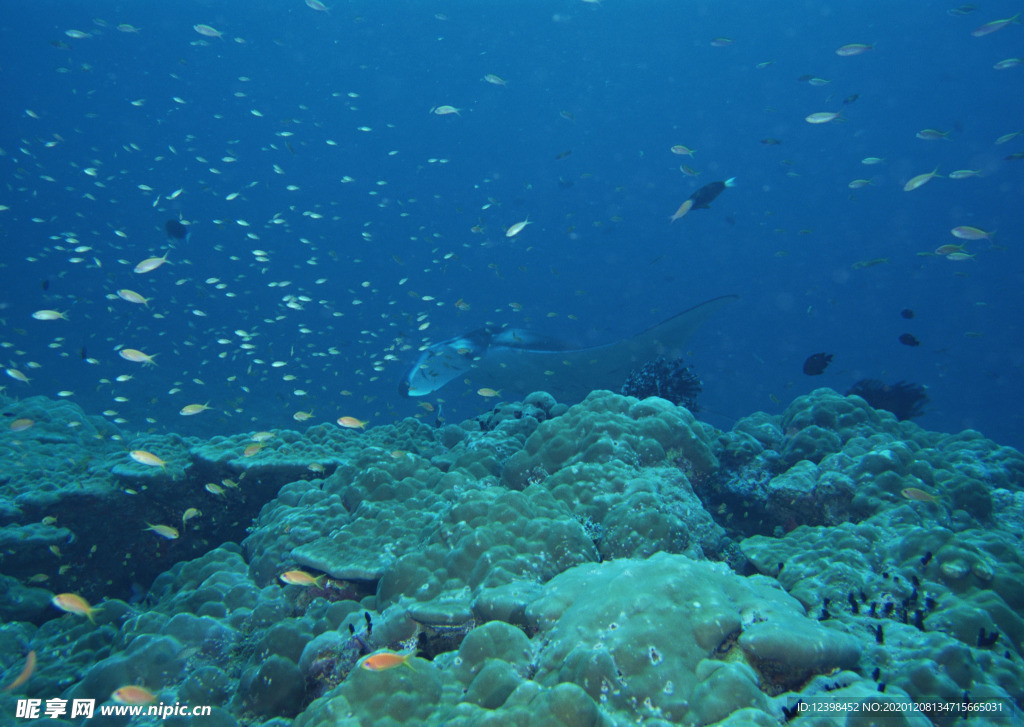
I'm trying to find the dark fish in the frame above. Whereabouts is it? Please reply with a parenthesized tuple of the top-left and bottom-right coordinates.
(900, 308, 915, 319)
(843, 93, 860, 105)
(554, 150, 572, 160)
(1005, 152, 1024, 161)
(165, 219, 189, 240)
(688, 178, 736, 209)
(899, 333, 921, 347)
(803, 352, 833, 376)
(760, 138, 782, 145)
(41, 280, 50, 291)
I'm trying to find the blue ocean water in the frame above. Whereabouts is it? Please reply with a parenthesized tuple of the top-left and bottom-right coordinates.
(1, 0, 1022, 447)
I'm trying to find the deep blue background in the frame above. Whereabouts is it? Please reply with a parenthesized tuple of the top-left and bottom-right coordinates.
(2, 1, 1022, 447)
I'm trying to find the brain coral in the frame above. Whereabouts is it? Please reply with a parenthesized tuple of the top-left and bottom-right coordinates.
(525, 552, 860, 723)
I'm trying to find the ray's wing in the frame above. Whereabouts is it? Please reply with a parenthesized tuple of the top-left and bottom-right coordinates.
(401, 295, 738, 401)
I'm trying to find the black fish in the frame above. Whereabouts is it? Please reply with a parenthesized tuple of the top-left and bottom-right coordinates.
(803, 352, 833, 376)
(689, 178, 736, 209)
(899, 333, 921, 347)
(900, 308, 915, 319)
(843, 93, 860, 105)
(165, 219, 189, 240)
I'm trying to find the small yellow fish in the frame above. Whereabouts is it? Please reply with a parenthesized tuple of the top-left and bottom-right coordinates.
(971, 13, 1020, 37)
(242, 443, 262, 457)
(133, 252, 170, 273)
(483, 74, 506, 86)
(129, 450, 166, 468)
(251, 431, 276, 442)
(948, 169, 980, 179)
(144, 523, 180, 540)
(431, 105, 461, 116)
(279, 570, 324, 587)
(5, 368, 31, 384)
(117, 289, 150, 306)
(805, 111, 842, 124)
(51, 593, 97, 622)
(337, 416, 368, 429)
(670, 144, 696, 157)
(669, 199, 694, 222)
(505, 219, 531, 238)
(477, 387, 501, 398)
(9, 418, 34, 431)
(32, 310, 68, 321)
(358, 651, 416, 672)
(111, 685, 158, 705)
(181, 508, 202, 525)
(179, 403, 211, 416)
(119, 348, 157, 365)
(915, 129, 950, 140)
(935, 244, 967, 256)
(193, 24, 223, 38)
(205, 482, 226, 497)
(835, 43, 873, 56)
(903, 167, 941, 192)
(292, 410, 314, 422)
(848, 179, 873, 189)
(901, 487, 939, 503)
(950, 226, 992, 240)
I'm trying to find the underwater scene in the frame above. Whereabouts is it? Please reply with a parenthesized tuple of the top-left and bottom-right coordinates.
(2, 1, 1023, 725)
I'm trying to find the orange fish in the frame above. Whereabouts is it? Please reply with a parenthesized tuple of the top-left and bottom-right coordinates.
(1, 651, 36, 692)
(337, 416, 368, 429)
(358, 651, 416, 672)
(51, 593, 98, 622)
(129, 450, 166, 468)
(901, 487, 939, 503)
(111, 685, 158, 705)
(279, 570, 324, 587)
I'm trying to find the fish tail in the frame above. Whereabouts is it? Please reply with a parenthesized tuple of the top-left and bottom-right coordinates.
(402, 655, 417, 671)
(724, 177, 736, 187)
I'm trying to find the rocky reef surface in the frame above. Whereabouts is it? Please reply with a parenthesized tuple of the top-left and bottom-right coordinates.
(1, 388, 1022, 726)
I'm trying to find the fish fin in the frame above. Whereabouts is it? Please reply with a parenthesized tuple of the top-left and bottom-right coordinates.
(724, 177, 736, 187)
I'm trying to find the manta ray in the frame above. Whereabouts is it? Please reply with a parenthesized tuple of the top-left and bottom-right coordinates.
(399, 294, 738, 401)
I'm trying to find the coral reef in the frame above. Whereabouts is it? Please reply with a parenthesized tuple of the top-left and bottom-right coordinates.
(2, 387, 1023, 725)
(620, 356, 703, 412)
